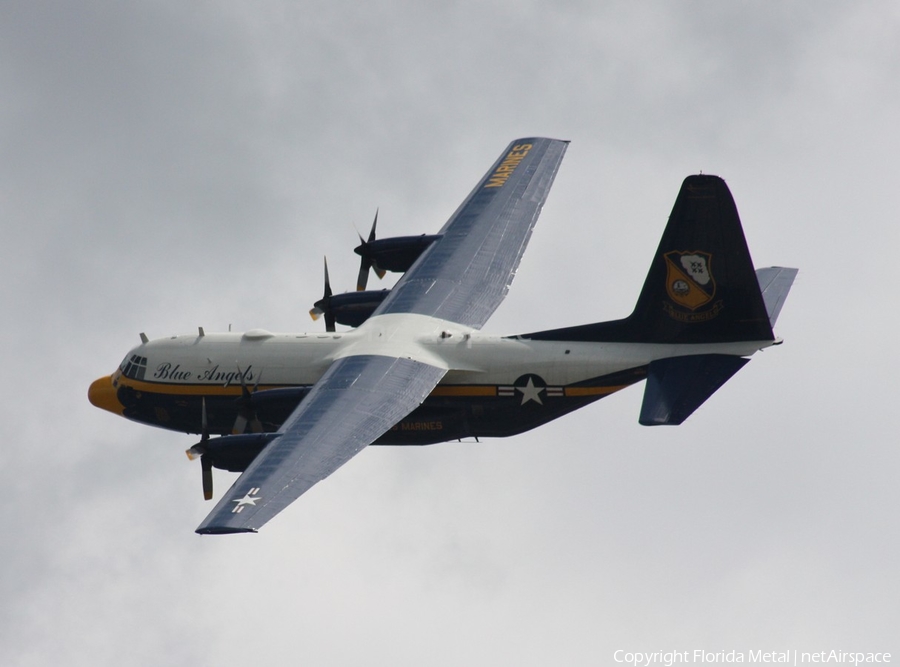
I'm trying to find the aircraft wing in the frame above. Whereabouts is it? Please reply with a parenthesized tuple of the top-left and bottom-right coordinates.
(196, 137, 567, 533)
(196, 355, 445, 533)
(376, 137, 569, 327)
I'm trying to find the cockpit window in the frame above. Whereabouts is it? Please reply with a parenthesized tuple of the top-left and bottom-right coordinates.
(120, 354, 148, 380)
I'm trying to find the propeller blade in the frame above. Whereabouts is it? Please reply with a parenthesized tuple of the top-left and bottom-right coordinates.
(184, 397, 214, 499)
(310, 257, 336, 330)
(232, 413, 248, 435)
(323, 256, 333, 298)
(356, 210, 381, 291)
(247, 371, 264, 433)
(232, 366, 264, 434)
(368, 209, 378, 243)
(201, 455, 213, 501)
(357, 256, 371, 291)
(186, 398, 211, 456)
(310, 302, 334, 330)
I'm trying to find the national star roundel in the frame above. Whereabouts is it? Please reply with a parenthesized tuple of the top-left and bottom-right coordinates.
(497, 373, 562, 406)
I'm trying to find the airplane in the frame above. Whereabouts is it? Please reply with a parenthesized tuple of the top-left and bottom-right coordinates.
(88, 138, 797, 534)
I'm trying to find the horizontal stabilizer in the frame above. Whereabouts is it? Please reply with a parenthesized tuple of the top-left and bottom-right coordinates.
(639, 354, 749, 426)
(755, 267, 798, 327)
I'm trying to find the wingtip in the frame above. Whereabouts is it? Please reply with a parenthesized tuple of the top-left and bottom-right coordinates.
(514, 136, 570, 145)
(195, 526, 258, 535)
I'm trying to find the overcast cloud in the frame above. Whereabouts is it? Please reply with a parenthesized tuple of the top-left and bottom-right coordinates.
(2, 1, 898, 665)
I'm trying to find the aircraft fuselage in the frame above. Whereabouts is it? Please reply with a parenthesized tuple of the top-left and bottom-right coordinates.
(89, 315, 773, 446)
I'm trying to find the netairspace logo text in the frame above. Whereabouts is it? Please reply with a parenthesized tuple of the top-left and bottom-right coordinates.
(613, 649, 891, 667)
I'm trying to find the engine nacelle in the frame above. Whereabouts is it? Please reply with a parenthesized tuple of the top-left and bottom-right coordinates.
(327, 290, 390, 327)
(354, 234, 441, 273)
(205, 432, 281, 472)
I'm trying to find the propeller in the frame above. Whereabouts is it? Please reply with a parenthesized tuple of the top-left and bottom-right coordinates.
(232, 365, 263, 435)
(354, 210, 386, 291)
(185, 397, 214, 500)
(309, 257, 337, 332)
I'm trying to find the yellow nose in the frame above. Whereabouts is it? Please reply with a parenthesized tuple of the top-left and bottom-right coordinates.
(88, 375, 124, 415)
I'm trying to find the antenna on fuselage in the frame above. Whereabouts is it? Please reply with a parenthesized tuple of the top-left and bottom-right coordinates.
(139, 332, 149, 344)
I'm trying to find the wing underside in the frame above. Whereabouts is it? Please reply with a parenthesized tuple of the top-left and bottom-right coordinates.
(196, 355, 446, 533)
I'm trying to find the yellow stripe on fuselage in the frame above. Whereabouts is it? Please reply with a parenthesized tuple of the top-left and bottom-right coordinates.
(116, 379, 627, 399)
(564, 385, 629, 397)
(117, 378, 275, 396)
(430, 386, 497, 397)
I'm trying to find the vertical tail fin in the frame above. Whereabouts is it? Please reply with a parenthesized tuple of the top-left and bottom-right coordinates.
(523, 175, 775, 344)
(623, 175, 773, 343)
(520, 175, 796, 426)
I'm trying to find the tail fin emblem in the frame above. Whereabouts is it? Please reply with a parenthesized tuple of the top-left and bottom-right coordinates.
(664, 251, 716, 311)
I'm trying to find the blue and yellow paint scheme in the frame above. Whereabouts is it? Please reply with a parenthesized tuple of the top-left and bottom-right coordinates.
(87, 138, 796, 534)
(89, 331, 652, 454)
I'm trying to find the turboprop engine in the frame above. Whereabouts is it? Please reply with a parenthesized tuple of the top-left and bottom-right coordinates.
(309, 211, 440, 330)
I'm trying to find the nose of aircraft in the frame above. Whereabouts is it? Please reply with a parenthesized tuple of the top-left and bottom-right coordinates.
(88, 375, 124, 415)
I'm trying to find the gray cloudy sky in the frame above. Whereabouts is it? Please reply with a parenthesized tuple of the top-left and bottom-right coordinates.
(3, 1, 898, 665)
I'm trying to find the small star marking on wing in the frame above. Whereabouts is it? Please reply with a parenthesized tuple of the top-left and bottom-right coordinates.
(232, 487, 262, 514)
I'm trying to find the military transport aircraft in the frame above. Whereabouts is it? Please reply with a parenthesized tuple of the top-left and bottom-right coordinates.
(88, 138, 797, 534)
